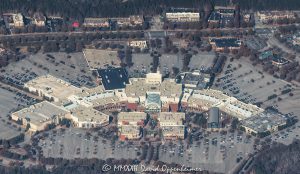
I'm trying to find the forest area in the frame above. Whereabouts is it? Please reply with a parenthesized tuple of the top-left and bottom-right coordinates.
(251, 140, 300, 174)
(0, 0, 299, 20)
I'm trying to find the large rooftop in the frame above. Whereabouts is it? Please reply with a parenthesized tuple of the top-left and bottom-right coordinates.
(210, 38, 241, 48)
(125, 78, 182, 99)
(118, 112, 147, 126)
(188, 89, 263, 119)
(98, 67, 129, 90)
(70, 106, 109, 123)
(12, 101, 69, 125)
(158, 112, 185, 126)
(24, 75, 81, 101)
(180, 71, 211, 89)
(208, 12, 221, 21)
(241, 111, 288, 133)
(161, 125, 185, 137)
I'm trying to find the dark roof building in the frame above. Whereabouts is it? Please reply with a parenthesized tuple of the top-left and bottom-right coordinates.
(218, 9, 235, 16)
(208, 12, 221, 23)
(209, 38, 241, 51)
(208, 107, 220, 129)
(272, 55, 289, 67)
(259, 50, 273, 60)
(98, 67, 129, 90)
(180, 71, 211, 89)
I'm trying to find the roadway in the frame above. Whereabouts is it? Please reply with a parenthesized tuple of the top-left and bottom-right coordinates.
(0, 27, 253, 39)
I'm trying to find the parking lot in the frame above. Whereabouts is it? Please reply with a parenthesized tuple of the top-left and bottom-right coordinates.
(159, 130, 254, 174)
(0, 88, 24, 140)
(213, 59, 292, 105)
(271, 124, 300, 145)
(188, 52, 215, 71)
(129, 53, 153, 77)
(245, 36, 267, 51)
(39, 128, 138, 159)
(159, 54, 182, 74)
(37, 127, 254, 174)
(0, 52, 97, 88)
(129, 52, 215, 77)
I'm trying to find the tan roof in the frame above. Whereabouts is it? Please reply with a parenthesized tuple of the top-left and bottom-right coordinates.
(70, 106, 109, 123)
(162, 125, 185, 136)
(118, 112, 146, 125)
(158, 112, 185, 125)
(25, 75, 81, 101)
(91, 95, 123, 107)
(12, 101, 69, 125)
(125, 78, 182, 98)
(119, 125, 140, 135)
(188, 89, 263, 120)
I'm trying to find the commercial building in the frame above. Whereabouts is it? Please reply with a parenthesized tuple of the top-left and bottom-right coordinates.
(209, 38, 241, 51)
(243, 14, 251, 22)
(145, 92, 161, 113)
(83, 18, 110, 27)
(208, 6, 235, 26)
(165, 12, 200, 22)
(68, 85, 127, 112)
(257, 11, 296, 23)
(272, 55, 289, 67)
(118, 112, 147, 140)
(215, 6, 235, 17)
(158, 112, 185, 126)
(3, 13, 24, 28)
(3, 13, 14, 28)
(129, 15, 144, 25)
(32, 13, 46, 27)
(12, 13, 24, 27)
(207, 107, 220, 130)
(208, 12, 221, 24)
(111, 15, 144, 27)
(158, 112, 185, 139)
(259, 50, 274, 60)
(20, 69, 282, 138)
(97, 67, 129, 90)
(0, 48, 5, 54)
(241, 111, 288, 137)
(24, 75, 81, 102)
(292, 36, 300, 46)
(185, 89, 263, 120)
(179, 70, 211, 89)
(68, 106, 109, 128)
(125, 71, 182, 112)
(11, 101, 70, 132)
(161, 126, 185, 140)
(128, 40, 148, 49)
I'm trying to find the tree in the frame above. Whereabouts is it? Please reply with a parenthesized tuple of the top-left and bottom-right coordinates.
(231, 118, 239, 130)
(172, 67, 180, 76)
(125, 48, 133, 67)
